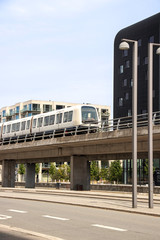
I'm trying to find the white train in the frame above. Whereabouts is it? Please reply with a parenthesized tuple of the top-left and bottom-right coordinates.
(0, 105, 100, 143)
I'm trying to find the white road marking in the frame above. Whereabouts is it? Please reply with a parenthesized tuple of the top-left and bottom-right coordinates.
(0, 215, 12, 220)
(0, 224, 64, 240)
(42, 215, 70, 221)
(8, 209, 27, 213)
(92, 224, 127, 232)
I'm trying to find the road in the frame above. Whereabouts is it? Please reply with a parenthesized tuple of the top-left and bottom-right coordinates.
(0, 196, 160, 240)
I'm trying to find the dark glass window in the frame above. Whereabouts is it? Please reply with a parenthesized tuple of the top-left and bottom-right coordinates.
(26, 120, 30, 130)
(123, 79, 127, 87)
(149, 36, 154, 43)
(125, 60, 130, 68)
(49, 115, 55, 125)
(21, 121, 26, 131)
(68, 111, 73, 122)
(119, 65, 124, 74)
(6, 125, 11, 133)
(118, 98, 123, 107)
(37, 117, 43, 127)
(122, 50, 128, 57)
(44, 116, 49, 126)
(138, 39, 142, 47)
(32, 119, 37, 128)
(56, 113, 62, 124)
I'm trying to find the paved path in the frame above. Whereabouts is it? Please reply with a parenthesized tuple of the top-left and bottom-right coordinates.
(0, 187, 160, 217)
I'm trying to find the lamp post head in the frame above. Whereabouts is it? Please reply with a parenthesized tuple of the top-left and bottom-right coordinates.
(156, 47, 160, 55)
(119, 41, 130, 50)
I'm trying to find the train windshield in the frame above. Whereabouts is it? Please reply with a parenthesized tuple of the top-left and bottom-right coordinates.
(81, 106, 98, 123)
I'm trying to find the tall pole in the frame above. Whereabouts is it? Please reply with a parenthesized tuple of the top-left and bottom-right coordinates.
(132, 41, 138, 208)
(148, 43, 153, 208)
(119, 39, 138, 208)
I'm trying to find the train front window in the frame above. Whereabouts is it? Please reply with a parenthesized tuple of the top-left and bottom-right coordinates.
(81, 106, 98, 123)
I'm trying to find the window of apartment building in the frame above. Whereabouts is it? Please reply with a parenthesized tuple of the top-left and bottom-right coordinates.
(16, 106, 20, 113)
(28, 104, 32, 111)
(16, 115, 19, 120)
(149, 35, 154, 43)
(2, 110, 6, 117)
(125, 92, 129, 100)
(123, 79, 127, 87)
(9, 109, 13, 115)
(125, 60, 130, 68)
(138, 39, 142, 47)
(28, 113, 32, 117)
(56, 105, 65, 110)
(118, 98, 123, 107)
(43, 104, 52, 112)
(33, 104, 40, 111)
(23, 105, 27, 111)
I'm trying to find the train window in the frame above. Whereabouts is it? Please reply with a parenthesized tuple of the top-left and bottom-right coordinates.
(68, 111, 73, 122)
(49, 115, 55, 125)
(56, 113, 62, 124)
(16, 123, 20, 131)
(12, 123, 16, 132)
(6, 125, 11, 133)
(3, 125, 6, 134)
(44, 116, 49, 126)
(26, 120, 30, 130)
(63, 112, 68, 123)
(32, 119, 37, 128)
(21, 121, 26, 131)
(37, 117, 43, 127)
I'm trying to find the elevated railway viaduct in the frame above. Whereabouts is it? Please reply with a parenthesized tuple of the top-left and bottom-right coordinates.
(0, 125, 160, 190)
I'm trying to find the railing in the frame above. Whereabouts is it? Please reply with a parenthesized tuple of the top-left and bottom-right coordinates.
(1, 110, 160, 146)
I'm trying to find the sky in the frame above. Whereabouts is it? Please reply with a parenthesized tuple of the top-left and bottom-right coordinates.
(0, 0, 160, 112)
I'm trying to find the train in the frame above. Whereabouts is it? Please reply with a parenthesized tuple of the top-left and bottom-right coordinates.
(0, 105, 100, 144)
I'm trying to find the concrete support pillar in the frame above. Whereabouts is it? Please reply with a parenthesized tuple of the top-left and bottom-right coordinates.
(25, 163, 35, 188)
(70, 155, 90, 190)
(2, 160, 15, 187)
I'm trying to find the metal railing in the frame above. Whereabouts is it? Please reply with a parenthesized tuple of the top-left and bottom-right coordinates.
(1, 110, 160, 146)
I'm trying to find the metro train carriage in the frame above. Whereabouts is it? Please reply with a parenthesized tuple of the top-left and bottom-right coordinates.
(0, 105, 100, 144)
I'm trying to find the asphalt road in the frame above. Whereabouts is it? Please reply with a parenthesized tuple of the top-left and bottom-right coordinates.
(0, 197, 160, 240)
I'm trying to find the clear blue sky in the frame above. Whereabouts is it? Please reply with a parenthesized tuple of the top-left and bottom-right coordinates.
(0, 0, 160, 111)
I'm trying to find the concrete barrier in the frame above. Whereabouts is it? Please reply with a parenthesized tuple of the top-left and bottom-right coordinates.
(1, 182, 160, 194)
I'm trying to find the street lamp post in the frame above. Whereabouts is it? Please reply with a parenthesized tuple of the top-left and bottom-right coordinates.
(119, 39, 138, 208)
(148, 42, 160, 208)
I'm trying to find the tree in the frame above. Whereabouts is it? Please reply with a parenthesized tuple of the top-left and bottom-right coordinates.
(35, 163, 40, 183)
(18, 164, 25, 181)
(49, 163, 57, 182)
(109, 160, 122, 184)
(100, 167, 109, 181)
(90, 161, 100, 181)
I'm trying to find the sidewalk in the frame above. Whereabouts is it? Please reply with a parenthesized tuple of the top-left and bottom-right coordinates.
(0, 187, 160, 217)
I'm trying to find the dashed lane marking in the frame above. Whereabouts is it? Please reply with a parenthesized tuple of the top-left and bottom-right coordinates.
(0, 215, 12, 220)
(92, 224, 128, 232)
(42, 215, 70, 221)
(8, 209, 27, 213)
